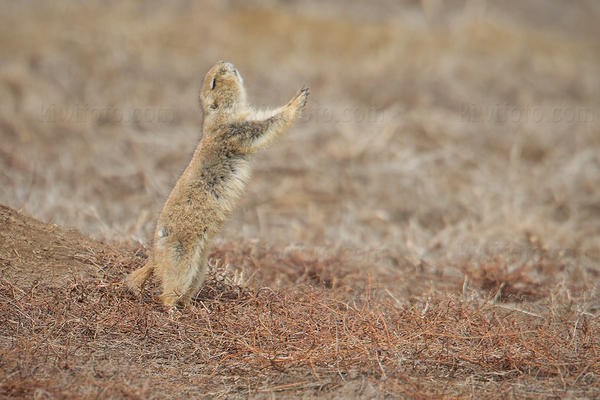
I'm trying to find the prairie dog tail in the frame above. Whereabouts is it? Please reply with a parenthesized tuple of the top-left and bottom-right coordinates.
(125, 262, 154, 294)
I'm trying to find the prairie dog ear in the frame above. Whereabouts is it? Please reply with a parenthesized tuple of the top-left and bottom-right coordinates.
(234, 68, 243, 85)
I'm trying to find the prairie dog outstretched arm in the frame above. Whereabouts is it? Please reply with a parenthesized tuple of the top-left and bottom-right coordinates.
(229, 88, 309, 153)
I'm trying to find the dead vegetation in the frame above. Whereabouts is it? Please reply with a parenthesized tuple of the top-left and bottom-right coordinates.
(1, 0, 600, 398)
(1, 205, 599, 399)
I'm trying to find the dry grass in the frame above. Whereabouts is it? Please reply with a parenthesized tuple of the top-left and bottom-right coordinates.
(1, 228, 599, 399)
(1, 205, 599, 398)
(1, 0, 600, 398)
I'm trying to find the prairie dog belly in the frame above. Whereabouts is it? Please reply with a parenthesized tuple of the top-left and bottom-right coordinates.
(157, 156, 251, 243)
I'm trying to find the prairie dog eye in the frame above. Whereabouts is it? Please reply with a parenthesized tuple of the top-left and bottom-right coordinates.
(210, 77, 216, 90)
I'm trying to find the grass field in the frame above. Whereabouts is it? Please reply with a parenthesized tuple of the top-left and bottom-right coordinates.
(1, 0, 599, 398)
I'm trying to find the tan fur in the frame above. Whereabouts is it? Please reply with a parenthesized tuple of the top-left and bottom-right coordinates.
(125, 61, 309, 307)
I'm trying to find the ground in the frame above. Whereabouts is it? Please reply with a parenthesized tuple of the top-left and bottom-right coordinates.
(1, 204, 599, 398)
(1, 0, 599, 398)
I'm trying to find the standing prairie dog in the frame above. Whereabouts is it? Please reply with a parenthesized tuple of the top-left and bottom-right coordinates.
(126, 61, 309, 307)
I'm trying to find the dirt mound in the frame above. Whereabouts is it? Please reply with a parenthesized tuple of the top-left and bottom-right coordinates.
(0, 204, 125, 290)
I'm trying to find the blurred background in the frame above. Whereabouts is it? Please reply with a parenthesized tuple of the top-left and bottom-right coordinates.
(1, 0, 599, 270)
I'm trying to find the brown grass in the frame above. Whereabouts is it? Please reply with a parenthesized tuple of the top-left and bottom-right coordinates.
(1, 206, 599, 398)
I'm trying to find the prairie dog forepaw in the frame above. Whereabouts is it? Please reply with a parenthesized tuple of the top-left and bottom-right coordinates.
(291, 87, 310, 109)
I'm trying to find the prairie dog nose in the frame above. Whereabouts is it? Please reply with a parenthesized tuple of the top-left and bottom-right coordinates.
(220, 62, 235, 71)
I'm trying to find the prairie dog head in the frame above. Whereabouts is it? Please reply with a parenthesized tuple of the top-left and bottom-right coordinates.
(200, 61, 247, 116)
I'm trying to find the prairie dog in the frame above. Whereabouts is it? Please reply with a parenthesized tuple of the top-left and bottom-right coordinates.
(126, 61, 309, 307)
